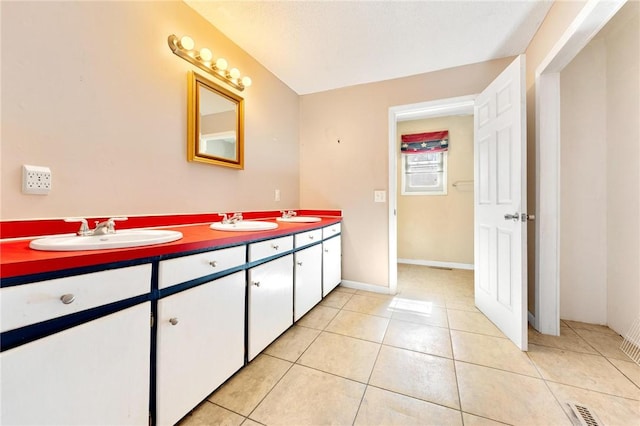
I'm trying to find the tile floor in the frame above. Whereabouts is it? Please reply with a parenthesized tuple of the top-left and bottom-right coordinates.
(179, 264, 640, 426)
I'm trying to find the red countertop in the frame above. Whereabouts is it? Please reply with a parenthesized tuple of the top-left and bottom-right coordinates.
(0, 211, 341, 280)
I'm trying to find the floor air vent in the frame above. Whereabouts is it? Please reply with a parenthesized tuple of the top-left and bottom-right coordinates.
(567, 402, 603, 426)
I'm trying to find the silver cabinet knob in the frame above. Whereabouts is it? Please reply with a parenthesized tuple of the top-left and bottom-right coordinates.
(324, 248, 329, 253)
(209, 260, 218, 267)
(308, 235, 315, 240)
(297, 261, 303, 266)
(169, 317, 179, 325)
(271, 244, 279, 250)
(60, 294, 75, 304)
(252, 281, 261, 287)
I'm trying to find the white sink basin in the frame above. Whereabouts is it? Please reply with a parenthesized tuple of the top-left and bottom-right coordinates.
(29, 230, 183, 251)
(210, 221, 278, 232)
(276, 216, 322, 223)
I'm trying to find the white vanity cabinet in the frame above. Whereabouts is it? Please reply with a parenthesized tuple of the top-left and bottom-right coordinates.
(248, 236, 294, 361)
(0, 265, 152, 426)
(322, 224, 342, 297)
(294, 244, 322, 321)
(155, 247, 246, 426)
(155, 271, 245, 426)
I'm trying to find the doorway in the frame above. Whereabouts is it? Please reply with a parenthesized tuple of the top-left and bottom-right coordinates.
(535, 0, 629, 335)
(395, 115, 475, 272)
(387, 96, 476, 296)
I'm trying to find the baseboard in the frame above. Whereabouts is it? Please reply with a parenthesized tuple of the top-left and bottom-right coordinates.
(528, 310, 537, 328)
(339, 280, 394, 295)
(398, 258, 474, 270)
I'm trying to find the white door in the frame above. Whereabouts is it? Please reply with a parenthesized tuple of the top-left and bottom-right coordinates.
(248, 254, 294, 360)
(294, 244, 322, 321)
(156, 272, 245, 426)
(0, 303, 150, 425)
(474, 55, 528, 350)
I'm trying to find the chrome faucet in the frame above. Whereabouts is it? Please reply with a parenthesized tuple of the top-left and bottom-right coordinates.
(64, 217, 127, 236)
(280, 210, 297, 219)
(229, 213, 243, 223)
(218, 213, 243, 224)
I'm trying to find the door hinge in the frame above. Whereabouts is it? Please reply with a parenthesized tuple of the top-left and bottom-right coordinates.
(150, 312, 155, 328)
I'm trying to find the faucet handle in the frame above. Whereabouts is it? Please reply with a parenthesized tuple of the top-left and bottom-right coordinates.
(218, 213, 229, 223)
(65, 218, 90, 236)
(106, 217, 127, 232)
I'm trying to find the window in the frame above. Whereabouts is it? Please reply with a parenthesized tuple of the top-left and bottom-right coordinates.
(400, 130, 448, 196)
(401, 151, 448, 195)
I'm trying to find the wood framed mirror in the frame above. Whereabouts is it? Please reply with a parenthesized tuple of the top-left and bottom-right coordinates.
(187, 71, 244, 169)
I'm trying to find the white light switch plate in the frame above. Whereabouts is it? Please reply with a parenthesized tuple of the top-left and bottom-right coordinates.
(374, 190, 386, 203)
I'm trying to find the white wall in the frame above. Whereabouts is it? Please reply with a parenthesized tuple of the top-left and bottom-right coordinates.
(604, 1, 639, 335)
(559, 38, 608, 324)
(1, 1, 300, 220)
(559, 1, 639, 333)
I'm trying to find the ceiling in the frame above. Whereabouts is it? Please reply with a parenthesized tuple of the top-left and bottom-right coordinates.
(185, 1, 553, 95)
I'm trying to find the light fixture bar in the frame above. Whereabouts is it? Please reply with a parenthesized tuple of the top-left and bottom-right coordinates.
(167, 34, 251, 91)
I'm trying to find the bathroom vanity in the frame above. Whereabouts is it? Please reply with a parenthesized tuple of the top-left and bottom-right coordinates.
(0, 213, 342, 426)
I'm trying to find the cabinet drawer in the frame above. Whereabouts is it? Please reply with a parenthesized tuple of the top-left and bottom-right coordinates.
(249, 236, 293, 262)
(294, 229, 322, 248)
(158, 245, 246, 289)
(322, 223, 341, 239)
(0, 264, 151, 333)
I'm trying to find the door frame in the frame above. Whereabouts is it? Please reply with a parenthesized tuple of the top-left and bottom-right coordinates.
(387, 95, 476, 295)
(535, 0, 626, 335)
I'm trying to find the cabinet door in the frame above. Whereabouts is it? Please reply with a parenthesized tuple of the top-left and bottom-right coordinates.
(156, 272, 245, 426)
(0, 303, 150, 426)
(248, 254, 293, 361)
(294, 244, 322, 321)
(323, 236, 342, 297)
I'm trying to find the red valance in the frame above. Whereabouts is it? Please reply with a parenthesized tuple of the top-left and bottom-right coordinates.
(401, 130, 449, 154)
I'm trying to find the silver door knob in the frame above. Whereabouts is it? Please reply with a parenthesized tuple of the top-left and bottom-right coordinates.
(504, 212, 520, 222)
(169, 317, 179, 325)
(60, 294, 75, 304)
(521, 213, 535, 221)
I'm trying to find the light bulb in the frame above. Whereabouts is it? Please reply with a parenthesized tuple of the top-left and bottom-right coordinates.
(241, 76, 252, 87)
(229, 68, 240, 79)
(198, 48, 213, 62)
(179, 35, 194, 50)
(215, 58, 228, 71)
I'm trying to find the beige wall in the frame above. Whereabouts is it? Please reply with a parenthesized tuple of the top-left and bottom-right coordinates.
(1, 1, 300, 220)
(560, 38, 608, 324)
(604, 1, 639, 334)
(558, 1, 638, 333)
(524, 0, 588, 313)
(397, 116, 474, 265)
(299, 59, 512, 288)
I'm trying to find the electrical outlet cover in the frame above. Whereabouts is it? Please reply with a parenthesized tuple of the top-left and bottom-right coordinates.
(22, 164, 52, 195)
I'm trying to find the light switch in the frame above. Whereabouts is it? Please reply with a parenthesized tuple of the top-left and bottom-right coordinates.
(374, 190, 386, 203)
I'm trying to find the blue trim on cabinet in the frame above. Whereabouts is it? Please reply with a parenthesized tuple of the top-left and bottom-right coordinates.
(1, 223, 341, 426)
(0, 293, 150, 352)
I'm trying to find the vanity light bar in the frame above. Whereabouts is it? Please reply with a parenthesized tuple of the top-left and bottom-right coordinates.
(167, 34, 252, 92)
